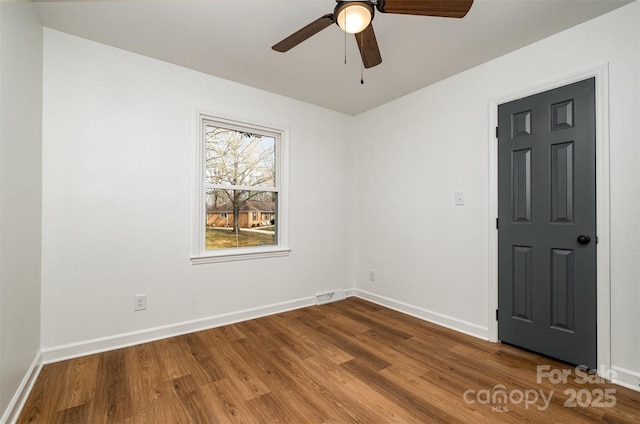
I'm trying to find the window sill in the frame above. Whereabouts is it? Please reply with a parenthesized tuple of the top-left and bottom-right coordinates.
(191, 247, 291, 264)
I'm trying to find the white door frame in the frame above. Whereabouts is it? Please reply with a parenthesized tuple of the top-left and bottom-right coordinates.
(487, 64, 611, 377)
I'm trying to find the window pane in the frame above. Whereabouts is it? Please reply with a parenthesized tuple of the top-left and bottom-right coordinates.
(205, 125, 275, 188)
(205, 189, 277, 250)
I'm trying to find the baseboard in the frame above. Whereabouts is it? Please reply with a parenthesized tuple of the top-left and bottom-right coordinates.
(351, 289, 489, 340)
(611, 366, 640, 392)
(42, 287, 490, 363)
(345, 287, 358, 298)
(1, 351, 42, 424)
(41, 295, 316, 364)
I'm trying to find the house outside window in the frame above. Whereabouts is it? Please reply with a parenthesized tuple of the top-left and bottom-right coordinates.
(192, 114, 289, 263)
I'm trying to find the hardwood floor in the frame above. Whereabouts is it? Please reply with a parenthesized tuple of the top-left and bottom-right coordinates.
(18, 298, 640, 423)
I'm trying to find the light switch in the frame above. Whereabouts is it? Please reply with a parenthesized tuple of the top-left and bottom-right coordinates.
(455, 191, 465, 205)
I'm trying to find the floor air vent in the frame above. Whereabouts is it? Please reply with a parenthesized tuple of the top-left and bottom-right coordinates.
(315, 289, 346, 305)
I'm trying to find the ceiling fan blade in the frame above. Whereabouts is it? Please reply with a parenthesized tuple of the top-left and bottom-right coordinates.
(354, 24, 382, 69)
(272, 14, 335, 52)
(376, 0, 474, 18)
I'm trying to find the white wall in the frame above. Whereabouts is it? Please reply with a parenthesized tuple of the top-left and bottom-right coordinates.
(40, 29, 354, 358)
(0, 1, 43, 422)
(354, 1, 639, 384)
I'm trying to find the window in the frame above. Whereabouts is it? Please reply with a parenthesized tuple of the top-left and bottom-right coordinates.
(192, 114, 289, 263)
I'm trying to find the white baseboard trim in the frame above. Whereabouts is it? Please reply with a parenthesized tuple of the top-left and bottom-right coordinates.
(41, 295, 316, 364)
(351, 289, 489, 340)
(611, 366, 640, 392)
(1, 351, 43, 424)
(345, 287, 358, 298)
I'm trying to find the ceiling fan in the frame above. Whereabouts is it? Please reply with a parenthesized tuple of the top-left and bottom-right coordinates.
(272, 0, 474, 69)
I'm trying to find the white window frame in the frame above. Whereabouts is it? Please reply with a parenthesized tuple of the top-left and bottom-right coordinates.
(191, 113, 290, 264)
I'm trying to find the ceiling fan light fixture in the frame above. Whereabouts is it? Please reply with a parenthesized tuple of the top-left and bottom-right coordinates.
(336, 1, 373, 34)
(272, 0, 474, 70)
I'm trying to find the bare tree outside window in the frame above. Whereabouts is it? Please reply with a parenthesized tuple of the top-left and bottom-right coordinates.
(204, 124, 278, 249)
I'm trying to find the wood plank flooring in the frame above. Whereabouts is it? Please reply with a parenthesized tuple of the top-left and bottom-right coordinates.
(18, 298, 640, 423)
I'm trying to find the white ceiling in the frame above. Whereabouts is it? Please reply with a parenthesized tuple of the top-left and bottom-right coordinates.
(34, 0, 632, 115)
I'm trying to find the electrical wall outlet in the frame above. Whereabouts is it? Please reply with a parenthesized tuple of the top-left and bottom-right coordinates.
(134, 294, 147, 311)
(368, 269, 376, 282)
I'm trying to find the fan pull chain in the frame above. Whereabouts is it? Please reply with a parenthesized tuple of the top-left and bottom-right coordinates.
(360, 30, 364, 84)
(344, 9, 348, 64)
(344, 26, 347, 64)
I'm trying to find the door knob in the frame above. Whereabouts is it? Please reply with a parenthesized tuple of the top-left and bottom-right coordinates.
(577, 235, 591, 245)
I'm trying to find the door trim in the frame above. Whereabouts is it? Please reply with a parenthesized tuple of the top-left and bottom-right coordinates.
(487, 64, 611, 377)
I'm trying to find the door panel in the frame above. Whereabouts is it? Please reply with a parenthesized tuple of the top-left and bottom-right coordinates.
(550, 248, 574, 332)
(512, 245, 532, 321)
(498, 78, 596, 368)
(551, 142, 574, 223)
(511, 149, 532, 223)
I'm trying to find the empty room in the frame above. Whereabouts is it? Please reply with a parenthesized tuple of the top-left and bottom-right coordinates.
(1, 0, 639, 422)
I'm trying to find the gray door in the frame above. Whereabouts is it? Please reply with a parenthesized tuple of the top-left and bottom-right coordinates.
(497, 78, 596, 368)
